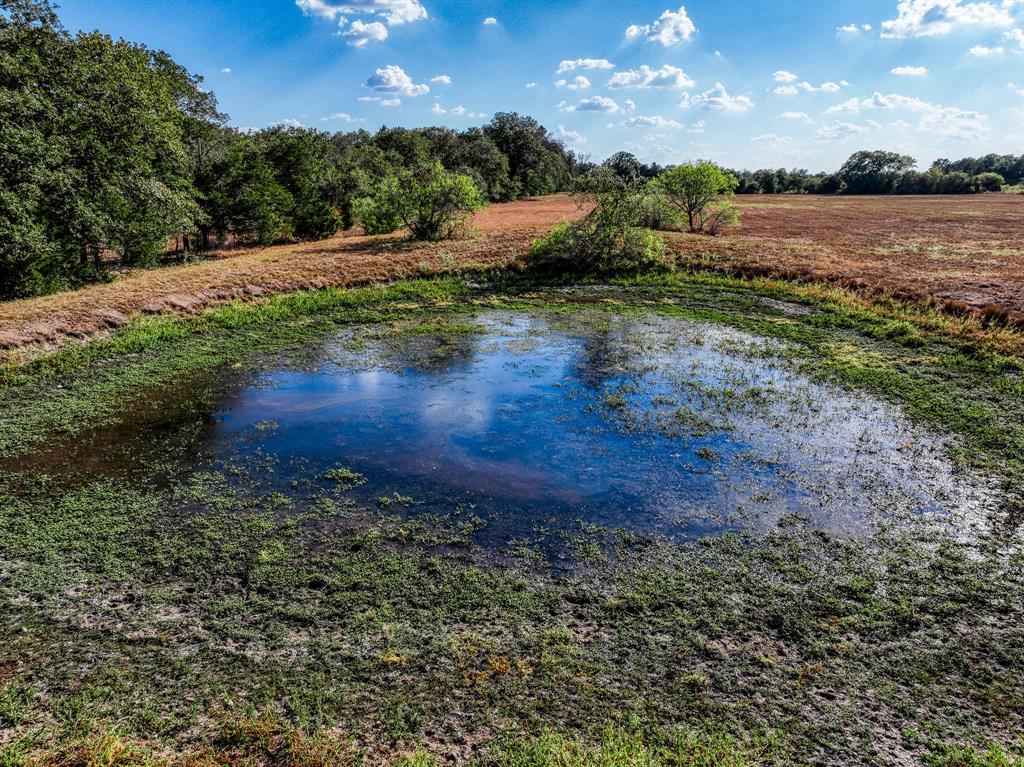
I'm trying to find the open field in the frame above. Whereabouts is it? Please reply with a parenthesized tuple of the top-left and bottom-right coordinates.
(1, 194, 1022, 357)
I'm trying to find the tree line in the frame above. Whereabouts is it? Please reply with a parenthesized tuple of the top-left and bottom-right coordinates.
(0, 0, 576, 299)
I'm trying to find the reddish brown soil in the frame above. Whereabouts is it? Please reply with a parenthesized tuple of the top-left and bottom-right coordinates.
(666, 194, 1024, 327)
(0, 196, 578, 351)
(1, 193, 1021, 353)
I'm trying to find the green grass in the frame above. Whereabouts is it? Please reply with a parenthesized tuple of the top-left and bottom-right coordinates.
(0, 271, 1022, 764)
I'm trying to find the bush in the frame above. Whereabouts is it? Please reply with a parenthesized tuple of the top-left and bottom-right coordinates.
(527, 219, 667, 275)
(354, 162, 486, 240)
(526, 166, 670, 275)
(973, 172, 1004, 193)
(634, 187, 684, 231)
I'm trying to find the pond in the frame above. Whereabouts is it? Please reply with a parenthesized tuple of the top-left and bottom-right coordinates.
(14, 309, 997, 547)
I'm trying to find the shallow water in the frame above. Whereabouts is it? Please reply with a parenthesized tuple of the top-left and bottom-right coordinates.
(14, 309, 998, 545)
(190, 310, 994, 542)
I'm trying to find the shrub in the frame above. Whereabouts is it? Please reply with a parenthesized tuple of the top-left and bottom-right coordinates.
(973, 172, 1004, 193)
(634, 187, 684, 231)
(654, 162, 740, 234)
(354, 162, 486, 240)
(526, 167, 670, 275)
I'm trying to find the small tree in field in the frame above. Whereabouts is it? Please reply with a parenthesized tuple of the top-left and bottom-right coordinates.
(654, 162, 740, 234)
(354, 161, 485, 240)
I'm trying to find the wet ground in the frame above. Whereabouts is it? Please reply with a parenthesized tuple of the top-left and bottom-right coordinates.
(15, 309, 997, 548)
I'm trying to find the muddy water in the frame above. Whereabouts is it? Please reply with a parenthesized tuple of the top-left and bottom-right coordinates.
(177, 310, 989, 543)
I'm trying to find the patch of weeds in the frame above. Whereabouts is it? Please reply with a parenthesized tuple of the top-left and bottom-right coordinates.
(323, 466, 367, 487)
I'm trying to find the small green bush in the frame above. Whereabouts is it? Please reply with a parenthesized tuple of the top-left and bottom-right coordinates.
(634, 187, 684, 231)
(354, 162, 486, 240)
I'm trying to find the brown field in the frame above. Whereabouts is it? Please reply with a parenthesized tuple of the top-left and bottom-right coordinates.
(1, 192, 1022, 353)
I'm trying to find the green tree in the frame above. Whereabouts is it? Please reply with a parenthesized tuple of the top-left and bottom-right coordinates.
(654, 162, 740, 233)
(354, 161, 485, 240)
(484, 112, 571, 199)
(838, 150, 916, 194)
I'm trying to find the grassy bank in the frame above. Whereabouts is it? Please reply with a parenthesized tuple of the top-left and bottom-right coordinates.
(1, 272, 1022, 765)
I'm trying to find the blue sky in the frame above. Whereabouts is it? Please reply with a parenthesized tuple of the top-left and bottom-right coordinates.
(58, 0, 1024, 171)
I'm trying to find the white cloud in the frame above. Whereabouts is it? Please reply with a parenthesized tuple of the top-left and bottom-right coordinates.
(380, 98, 400, 106)
(621, 114, 683, 129)
(560, 96, 622, 113)
(364, 65, 429, 97)
(482, 16, 498, 25)
(864, 23, 873, 30)
(556, 58, 615, 73)
(607, 64, 694, 89)
(274, 118, 304, 128)
(320, 112, 355, 121)
(686, 119, 705, 133)
(679, 82, 754, 112)
(781, 111, 812, 121)
(891, 65, 928, 75)
(1006, 27, 1024, 51)
(220, 67, 232, 74)
(557, 124, 587, 143)
(555, 75, 591, 90)
(626, 5, 697, 46)
(1010, 82, 1024, 96)
(431, 102, 445, 114)
(358, 96, 379, 101)
(525, 82, 539, 88)
(773, 69, 798, 82)
(430, 75, 452, 85)
(775, 80, 845, 94)
(296, 0, 425, 44)
(751, 133, 792, 144)
(824, 91, 988, 139)
(342, 19, 388, 46)
(969, 43, 1005, 54)
(837, 22, 873, 33)
(812, 120, 871, 141)
(881, 0, 1013, 38)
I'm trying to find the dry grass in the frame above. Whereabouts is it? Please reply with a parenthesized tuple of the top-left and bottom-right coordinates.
(665, 193, 1024, 328)
(0, 196, 577, 352)
(1, 193, 1022, 353)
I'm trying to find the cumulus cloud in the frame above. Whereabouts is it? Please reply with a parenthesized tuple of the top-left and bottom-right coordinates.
(555, 75, 591, 90)
(626, 5, 697, 46)
(891, 65, 928, 75)
(773, 70, 798, 82)
(824, 91, 988, 139)
(968, 43, 1005, 54)
(482, 16, 498, 25)
(812, 120, 871, 141)
(220, 67, 232, 74)
(621, 114, 683, 129)
(364, 65, 429, 97)
(881, 0, 1014, 38)
(773, 85, 799, 95)
(781, 111, 812, 121)
(380, 98, 400, 106)
(607, 64, 694, 89)
(556, 58, 614, 73)
(342, 19, 388, 46)
(679, 82, 754, 112)
(837, 22, 872, 32)
(430, 75, 452, 84)
(559, 96, 622, 113)
(319, 112, 355, 121)
(296, 0, 426, 44)
(525, 82, 539, 88)
(274, 118, 304, 128)
(686, 119, 705, 133)
(776, 80, 845, 94)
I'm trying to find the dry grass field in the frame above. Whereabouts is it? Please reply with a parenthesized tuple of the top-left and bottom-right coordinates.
(1, 193, 1021, 353)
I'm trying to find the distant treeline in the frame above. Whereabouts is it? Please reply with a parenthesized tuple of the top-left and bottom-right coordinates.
(0, 0, 577, 299)
(600, 150, 1023, 196)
